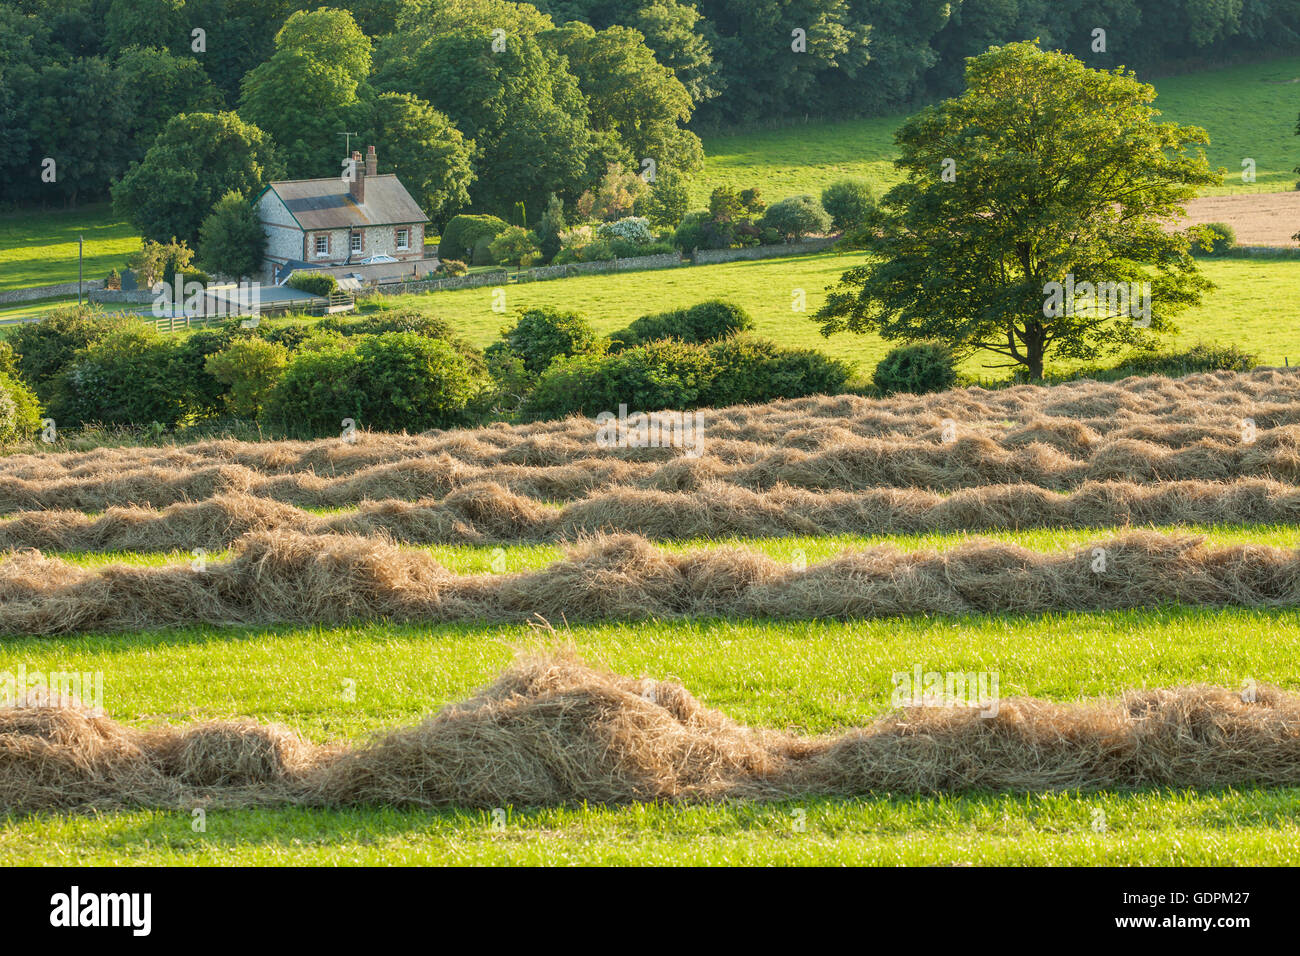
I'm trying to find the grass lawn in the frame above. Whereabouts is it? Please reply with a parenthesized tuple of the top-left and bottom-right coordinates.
(3, 604, 1300, 864)
(0, 204, 137, 293)
(693, 55, 1300, 204)
(367, 254, 1300, 375)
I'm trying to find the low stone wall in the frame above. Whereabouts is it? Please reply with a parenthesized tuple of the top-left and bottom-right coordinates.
(0, 279, 105, 303)
(692, 238, 838, 265)
(89, 289, 155, 305)
(367, 251, 683, 296)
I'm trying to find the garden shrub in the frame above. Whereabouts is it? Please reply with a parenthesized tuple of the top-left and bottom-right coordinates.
(1195, 221, 1237, 256)
(287, 272, 338, 296)
(820, 179, 875, 231)
(438, 259, 468, 276)
(7, 306, 131, 399)
(873, 341, 960, 395)
(439, 214, 509, 262)
(704, 336, 853, 406)
(610, 299, 753, 349)
(488, 307, 603, 375)
(48, 327, 191, 427)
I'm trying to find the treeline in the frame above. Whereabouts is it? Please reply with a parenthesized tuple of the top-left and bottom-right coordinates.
(3, 0, 1296, 216)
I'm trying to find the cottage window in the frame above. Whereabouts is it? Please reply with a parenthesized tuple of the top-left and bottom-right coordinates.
(314, 235, 329, 257)
(351, 233, 362, 253)
(396, 228, 409, 251)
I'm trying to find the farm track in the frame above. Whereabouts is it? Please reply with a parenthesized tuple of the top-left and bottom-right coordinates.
(6, 479, 1300, 553)
(5, 529, 1300, 636)
(5, 654, 1300, 812)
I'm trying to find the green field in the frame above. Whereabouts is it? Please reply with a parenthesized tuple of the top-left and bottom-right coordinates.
(0, 204, 138, 293)
(370, 254, 1300, 376)
(693, 56, 1300, 204)
(4, 598, 1300, 864)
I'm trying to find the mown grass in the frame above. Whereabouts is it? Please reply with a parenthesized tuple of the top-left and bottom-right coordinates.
(366, 255, 1300, 375)
(46, 521, 1300, 573)
(3, 606, 1300, 864)
(693, 55, 1300, 204)
(0, 204, 138, 292)
(6, 789, 1300, 865)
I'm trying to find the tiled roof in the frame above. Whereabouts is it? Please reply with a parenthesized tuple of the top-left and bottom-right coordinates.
(266, 175, 429, 230)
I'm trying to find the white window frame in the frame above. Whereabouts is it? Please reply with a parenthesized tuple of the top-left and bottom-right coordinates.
(314, 235, 329, 258)
(396, 228, 409, 251)
(350, 232, 363, 254)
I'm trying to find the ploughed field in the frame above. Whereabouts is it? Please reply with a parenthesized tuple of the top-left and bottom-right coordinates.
(4, 368, 1300, 864)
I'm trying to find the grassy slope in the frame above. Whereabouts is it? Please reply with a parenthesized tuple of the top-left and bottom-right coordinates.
(692, 56, 1300, 204)
(3, 606, 1300, 864)
(371, 255, 1300, 374)
(0, 204, 138, 292)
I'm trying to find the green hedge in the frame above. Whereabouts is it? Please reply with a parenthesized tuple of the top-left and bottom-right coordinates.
(287, 272, 338, 296)
(47, 327, 191, 427)
(610, 299, 753, 350)
(873, 341, 959, 395)
(439, 214, 508, 262)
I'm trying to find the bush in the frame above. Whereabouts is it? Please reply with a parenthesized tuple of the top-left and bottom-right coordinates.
(170, 326, 246, 417)
(439, 214, 508, 262)
(611, 299, 753, 349)
(205, 337, 289, 417)
(1195, 221, 1237, 256)
(488, 307, 603, 376)
(258, 322, 318, 351)
(522, 339, 717, 421)
(873, 341, 960, 396)
(488, 225, 540, 268)
(1106, 343, 1259, 378)
(672, 211, 711, 252)
(287, 272, 338, 296)
(265, 333, 481, 434)
(342, 310, 453, 340)
(48, 327, 190, 427)
(438, 259, 468, 277)
(198, 190, 266, 278)
(0, 370, 43, 444)
(704, 337, 853, 406)
(761, 195, 832, 242)
(7, 306, 130, 399)
(607, 239, 675, 259)
(597, 216, 654, 245)
(820, 179, 875, 231)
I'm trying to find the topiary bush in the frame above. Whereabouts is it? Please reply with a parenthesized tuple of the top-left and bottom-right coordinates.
(610, 299, 753, 349)
(0, 370, 43, 444)
(287, 271, 338, 296)
(438, 259, 468, 277)
(440, 214, 509, 262)
(873, 341, 960, 395)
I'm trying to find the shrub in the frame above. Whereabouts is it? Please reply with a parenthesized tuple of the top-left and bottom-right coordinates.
(198, 190, 266, 278)
(607, 239, 675, 259)
(205, 337, 289, 417)
(287, 271, 338, 296)
(438, 259, 468, 277)
(489, 225, 541, 268)
(761, 195, 831, 242)
(672, 211, 710, 252)
(489, 307, 603, 375)
(258, 322, 318, 351)
(7, 306, 131, 399)
(48, 327, 190, 426)
(1107, 342, 1259, 377)
(0, 370, 43, 444)
(170, 326, 246, 417)
(343, 310, 453, 339)
(704, 337, 853, 406)
(611, 299, 753, 349)
(439, 214, 508, 261)
(820, 179, 876, 231)
(1195, 221, 1237, 256)
(523, 339, 717, 421)
(873, 341, 960, 396)
(597, 216, 654, 245)
(266, 333, 481, 434)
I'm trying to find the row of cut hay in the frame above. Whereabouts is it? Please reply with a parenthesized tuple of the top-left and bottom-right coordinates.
(5, 529, 1300, 635)
(4, 654, 1299, 813)
(3, 369, 1298, 481)
(7, 427, 1300, 513)
(7, 478, 1300, 553)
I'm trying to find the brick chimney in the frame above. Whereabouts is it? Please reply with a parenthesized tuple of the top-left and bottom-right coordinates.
(349, 150, 364, 204)
(365, 144, 377, 178)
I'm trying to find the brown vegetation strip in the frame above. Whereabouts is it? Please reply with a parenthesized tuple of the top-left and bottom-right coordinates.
(7, 423, 1300, 513)
(3, 655, 1299, 813)
(5, 479, 1300, 552)
(2, 369, 1297, 485)
(3, 530, 1300, 635)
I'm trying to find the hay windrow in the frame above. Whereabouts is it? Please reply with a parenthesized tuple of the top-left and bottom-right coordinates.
(4, 529, 1300, 635)
(5, 478, 1300, 553)
(3, 654, 1299, 813)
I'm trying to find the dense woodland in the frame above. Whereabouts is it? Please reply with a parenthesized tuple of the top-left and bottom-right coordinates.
(2, 0, 1298, 218)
